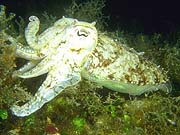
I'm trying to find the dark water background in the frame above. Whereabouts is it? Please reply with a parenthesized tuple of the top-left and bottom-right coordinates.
(1, 0, 180, 34)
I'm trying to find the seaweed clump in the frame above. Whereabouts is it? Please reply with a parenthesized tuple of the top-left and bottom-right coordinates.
(65, 0, 108, 30)
(0, 5, 32, 134)
(0, 1, 180, 135)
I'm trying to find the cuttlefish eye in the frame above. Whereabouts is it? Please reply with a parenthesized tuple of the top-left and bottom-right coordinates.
(77, 29, 89, 37)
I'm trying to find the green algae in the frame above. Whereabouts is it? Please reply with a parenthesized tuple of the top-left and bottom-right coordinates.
(72, 116, 86, 132)
(65, 0, 108, 30)
(0, 0, 180, 135)
(0, 109, 8, 120)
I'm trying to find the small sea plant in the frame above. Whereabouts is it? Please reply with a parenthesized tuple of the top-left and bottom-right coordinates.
(65, 0, 108, 30)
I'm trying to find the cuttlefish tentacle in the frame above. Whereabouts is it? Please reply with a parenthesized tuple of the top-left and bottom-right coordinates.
(12, 60, 40, 78)
(11, 69, 81, 117)
(25, 16, 40, 49)
(25, 16, 76, 50)
(13, 55, 55, 78)
(9, 16, 98, 117)
(2, 31, 45, 60)
(16, 45, 45, 60)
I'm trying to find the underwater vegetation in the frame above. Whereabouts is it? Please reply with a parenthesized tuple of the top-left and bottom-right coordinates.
(64, 0, 108, 30)
(0, 0, 180, 135)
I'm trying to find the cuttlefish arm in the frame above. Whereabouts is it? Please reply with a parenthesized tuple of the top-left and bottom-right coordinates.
(12, 60, 40, 78)
(2, 31, 45, 60)
(10, 69, 81, 117)
(13, 56, 53, 78)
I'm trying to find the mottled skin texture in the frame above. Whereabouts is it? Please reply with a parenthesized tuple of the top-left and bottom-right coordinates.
(13, 16, 79, 76)
(2, 16, 170, 117)
(82, 34, 170, 95)
(9, 16, 98, 117)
